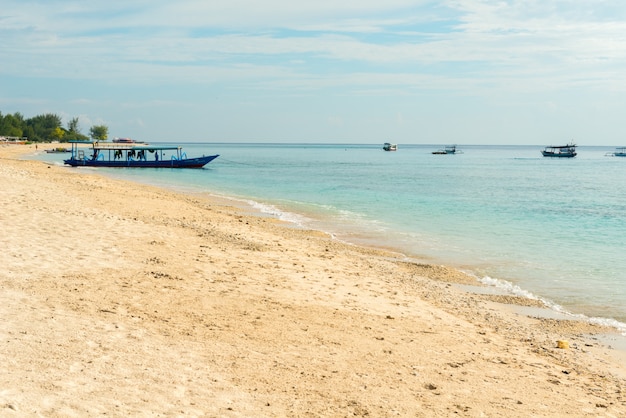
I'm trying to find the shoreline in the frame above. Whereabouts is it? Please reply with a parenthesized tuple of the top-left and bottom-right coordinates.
(171, 190, 626, 335)
(27, 142, 626, 328)
(202, 179, 626, 335)
(2, 143, 626, 416)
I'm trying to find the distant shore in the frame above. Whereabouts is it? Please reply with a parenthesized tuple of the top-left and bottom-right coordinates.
(1, 142, 626, 416)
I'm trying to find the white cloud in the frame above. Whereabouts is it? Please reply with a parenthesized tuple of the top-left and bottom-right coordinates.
(3, 0, 626, 143)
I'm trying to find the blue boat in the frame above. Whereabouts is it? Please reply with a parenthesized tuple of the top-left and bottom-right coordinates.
(541, 143, 577, 158)
(64, 141, 219, 168)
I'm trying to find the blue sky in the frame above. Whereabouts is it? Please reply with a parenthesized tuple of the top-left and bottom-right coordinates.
(2, 1, 626, 144)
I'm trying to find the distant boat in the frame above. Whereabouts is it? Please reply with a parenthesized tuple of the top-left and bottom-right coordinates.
(541, 143, 577, 158)
(432, 145, 458, 155)
(383, 143, 397, 151)
(44, 146, 71, 153)
(112, 137, 146, 144)
(64, 141, 219, 168)
(608, 147, 626, 157)
(0, 136, 27, 144)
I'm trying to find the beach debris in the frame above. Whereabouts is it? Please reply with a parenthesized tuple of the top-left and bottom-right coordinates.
(556, 340, 569, 349)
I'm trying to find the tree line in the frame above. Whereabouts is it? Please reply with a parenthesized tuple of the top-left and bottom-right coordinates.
(0, 111, 109, 142)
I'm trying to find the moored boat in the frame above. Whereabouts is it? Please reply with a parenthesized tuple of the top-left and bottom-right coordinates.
(541, 142, 577, 158)
(0, 136, 28, 144)
(432, 145, 458, 155)
(112, 137, 146, 144)
(608, 147, 626, 157)
(63, 141, 219, 168)
(45, 147, 71, 153)
(383, 142, 397, 151)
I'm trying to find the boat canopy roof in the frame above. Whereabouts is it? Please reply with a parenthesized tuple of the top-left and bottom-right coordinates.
(545, 143, 576, 148)
(68, 140, 181, 151)
(545, 145, 576, 150)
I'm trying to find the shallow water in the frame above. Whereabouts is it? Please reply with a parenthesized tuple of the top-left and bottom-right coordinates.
(36, 143, 626, 330)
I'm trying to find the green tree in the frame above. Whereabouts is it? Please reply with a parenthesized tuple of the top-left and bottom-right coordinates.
(64, 117, 89, 141)
(67, 117, 80, 134)
(26, 113, 62, 141)
(0, 112, 25, 138)
(51, 126, 65, 141)
(22, 125, 35, 142)
(89, 125, 108, 141)
(1, 111, 97, 142)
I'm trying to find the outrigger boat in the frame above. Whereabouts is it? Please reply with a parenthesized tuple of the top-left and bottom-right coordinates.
(541, 142, 577, 158)
(45, 146, 71, 153)
(607, 147, 626, 157)
(432, 145, 458, 155)
(64, 141, 219, 168)
(112, 137, 146, 144)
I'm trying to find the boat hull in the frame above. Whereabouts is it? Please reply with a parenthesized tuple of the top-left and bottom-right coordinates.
(64, 154, 219, 168)
(613, 148, 626, 157)
(541, 151, 576, 158)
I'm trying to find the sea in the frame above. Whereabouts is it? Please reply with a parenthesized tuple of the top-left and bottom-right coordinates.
(32, 143, 626, 334)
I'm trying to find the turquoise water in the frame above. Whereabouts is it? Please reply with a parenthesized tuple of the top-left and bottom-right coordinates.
(35, 143, 626, 330)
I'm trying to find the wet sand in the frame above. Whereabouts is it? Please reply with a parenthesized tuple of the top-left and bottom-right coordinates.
(1, 143, 625, 417)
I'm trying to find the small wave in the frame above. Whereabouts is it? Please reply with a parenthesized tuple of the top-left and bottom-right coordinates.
(200, 192, 311, 227)
(478, 275, 542, 301)
(478, 275, 626, 335)
(244, 199, 310, 226)
(587, 316, 626, 335)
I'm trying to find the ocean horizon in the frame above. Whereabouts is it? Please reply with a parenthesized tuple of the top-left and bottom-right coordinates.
(34, 142, 626, 334)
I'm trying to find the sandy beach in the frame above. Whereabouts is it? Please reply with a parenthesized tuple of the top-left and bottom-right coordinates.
(1, 144, 626, 417)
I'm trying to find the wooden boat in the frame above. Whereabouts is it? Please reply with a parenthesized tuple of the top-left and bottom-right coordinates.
(45, 147, 71, 153)
(432, 145, 457, 155)
(609, 147, 626, 157)
(112, 137, 146, 144)
(0, 136, 27, 144)
(541, 143, 577, 158)
(64, 141, 219, 168)
(383, 143, 397, 151)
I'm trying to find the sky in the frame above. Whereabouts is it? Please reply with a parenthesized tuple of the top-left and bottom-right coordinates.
(2, 1, 626, 145)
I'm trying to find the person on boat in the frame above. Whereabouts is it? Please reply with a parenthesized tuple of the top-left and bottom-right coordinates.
(155, 152, 159, 161)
